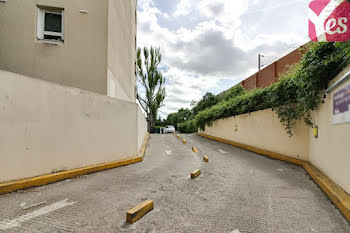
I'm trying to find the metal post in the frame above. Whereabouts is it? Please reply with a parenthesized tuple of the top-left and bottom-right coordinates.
(258, 54, 264, 71)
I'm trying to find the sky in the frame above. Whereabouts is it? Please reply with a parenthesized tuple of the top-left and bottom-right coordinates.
(137, 0, 310, 119)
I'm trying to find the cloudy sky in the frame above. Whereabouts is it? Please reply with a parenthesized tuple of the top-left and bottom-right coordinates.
(137, 0, 310, 119)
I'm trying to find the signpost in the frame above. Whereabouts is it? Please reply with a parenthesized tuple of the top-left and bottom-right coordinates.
(333, 83, 350, 124)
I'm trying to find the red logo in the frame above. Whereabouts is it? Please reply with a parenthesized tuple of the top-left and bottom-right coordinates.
(309, 0, 350, 41)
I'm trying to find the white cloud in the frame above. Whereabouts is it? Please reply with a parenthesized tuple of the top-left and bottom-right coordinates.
(173, 0, 192, 17)
(137, 0, 309, 118)
(198, 0, 248, 25)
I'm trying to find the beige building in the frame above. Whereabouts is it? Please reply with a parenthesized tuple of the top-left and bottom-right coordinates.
(0, 0, 148, 183)
(0, 0, 137, 102)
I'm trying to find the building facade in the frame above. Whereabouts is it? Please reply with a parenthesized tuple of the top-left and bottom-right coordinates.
(0, 0, 148, 183)
(0, 0, 137, 102)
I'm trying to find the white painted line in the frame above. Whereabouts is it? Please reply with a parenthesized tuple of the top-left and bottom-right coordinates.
(231, 230, 240, 233)
(0, 199, 76, 230)
(277, 169, 284, 172)
(165, 150, 172, 155)
(22, 201, 47, 210)
(218, 149, 228, 154)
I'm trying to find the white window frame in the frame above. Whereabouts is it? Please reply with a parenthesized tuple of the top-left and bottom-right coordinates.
(37, 7, 64, 42)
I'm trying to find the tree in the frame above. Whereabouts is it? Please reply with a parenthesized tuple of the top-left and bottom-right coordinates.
(137, 46, 166, 133)
(221, 84, 246, 101)
(192, 92, 219, 115)
(165, 108, 192, 130)
(155, 116, 166, 127)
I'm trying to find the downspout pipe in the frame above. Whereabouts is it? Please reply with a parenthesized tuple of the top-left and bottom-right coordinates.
(325, 70, 350, 93)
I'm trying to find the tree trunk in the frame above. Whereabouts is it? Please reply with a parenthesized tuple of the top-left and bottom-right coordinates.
(148, 119, 155, 133)
(147, 115, 155, 133)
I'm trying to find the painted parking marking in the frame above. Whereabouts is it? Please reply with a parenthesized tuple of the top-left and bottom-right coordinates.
(218, 149, 228, 154)
(231, 230, 240, 233)
(165, 150, 172, 155)
(0, 198, 76, 230)
(21, 201, 47, 210)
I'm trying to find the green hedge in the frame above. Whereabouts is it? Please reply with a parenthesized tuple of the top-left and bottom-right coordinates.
(188, 42, 350, 136)
(154, 126, 161, 134)
(178, 119, 198, 133)
(221, 84, 246, 101)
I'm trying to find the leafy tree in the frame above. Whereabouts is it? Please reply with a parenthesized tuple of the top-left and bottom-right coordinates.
(190, 100, 198, 108)
(155, 117, 166, 127)
(179, 119, 197, 133)
(137, 46, 166, 133)
(165, 108, 192, 130)
(221, 84, 246, 101)
(192, 92, 219, 115)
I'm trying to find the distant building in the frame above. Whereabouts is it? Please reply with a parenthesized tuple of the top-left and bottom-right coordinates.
(218, 45, 307, 98)
(242, 46, 306, 91)
(0, 0, 137, 102)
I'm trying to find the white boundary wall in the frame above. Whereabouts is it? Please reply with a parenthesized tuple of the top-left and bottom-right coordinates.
(202, 110, 310, 161)
(0, 70, 147, 182)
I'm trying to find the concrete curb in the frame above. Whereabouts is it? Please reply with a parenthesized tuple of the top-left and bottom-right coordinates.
(191, 169, 201, 179)
(198, 133, 350, 221)
(303, 162, 350, 221)
(198, 133, 304, 165)
(0, 132, 150, 196)
(139, 133, 150, 158)
(126, 200, 154, 224)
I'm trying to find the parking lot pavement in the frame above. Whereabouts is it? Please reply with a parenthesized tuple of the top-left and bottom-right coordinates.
(0, 134, 349, 233)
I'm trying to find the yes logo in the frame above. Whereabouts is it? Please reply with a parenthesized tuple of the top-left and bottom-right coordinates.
(309, 0, 350, 41)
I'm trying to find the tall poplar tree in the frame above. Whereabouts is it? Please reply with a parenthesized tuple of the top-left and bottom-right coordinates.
(137, 46, 166, 133)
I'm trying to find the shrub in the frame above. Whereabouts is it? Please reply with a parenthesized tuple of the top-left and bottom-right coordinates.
(154, 126, 161, 134)
(179, 119, 198, 133)
(192, 92, 219, 115)
(222, 84, 246, 101)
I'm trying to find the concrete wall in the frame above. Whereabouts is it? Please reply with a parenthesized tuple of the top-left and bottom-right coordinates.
(107, 0, 137, 102)
(202, 65, 350, 194)
(308, 65, 350, 195)
(202, 109, 310, 160)
(0, 0, 108, 95)
(137, 107, 148, 153)
(0, 70, 145, 183)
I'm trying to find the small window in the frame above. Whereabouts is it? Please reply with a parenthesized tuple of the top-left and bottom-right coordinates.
(37, 6, 64, 42)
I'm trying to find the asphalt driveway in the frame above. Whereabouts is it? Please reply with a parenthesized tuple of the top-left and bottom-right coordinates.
(0, 134, 349, 233)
